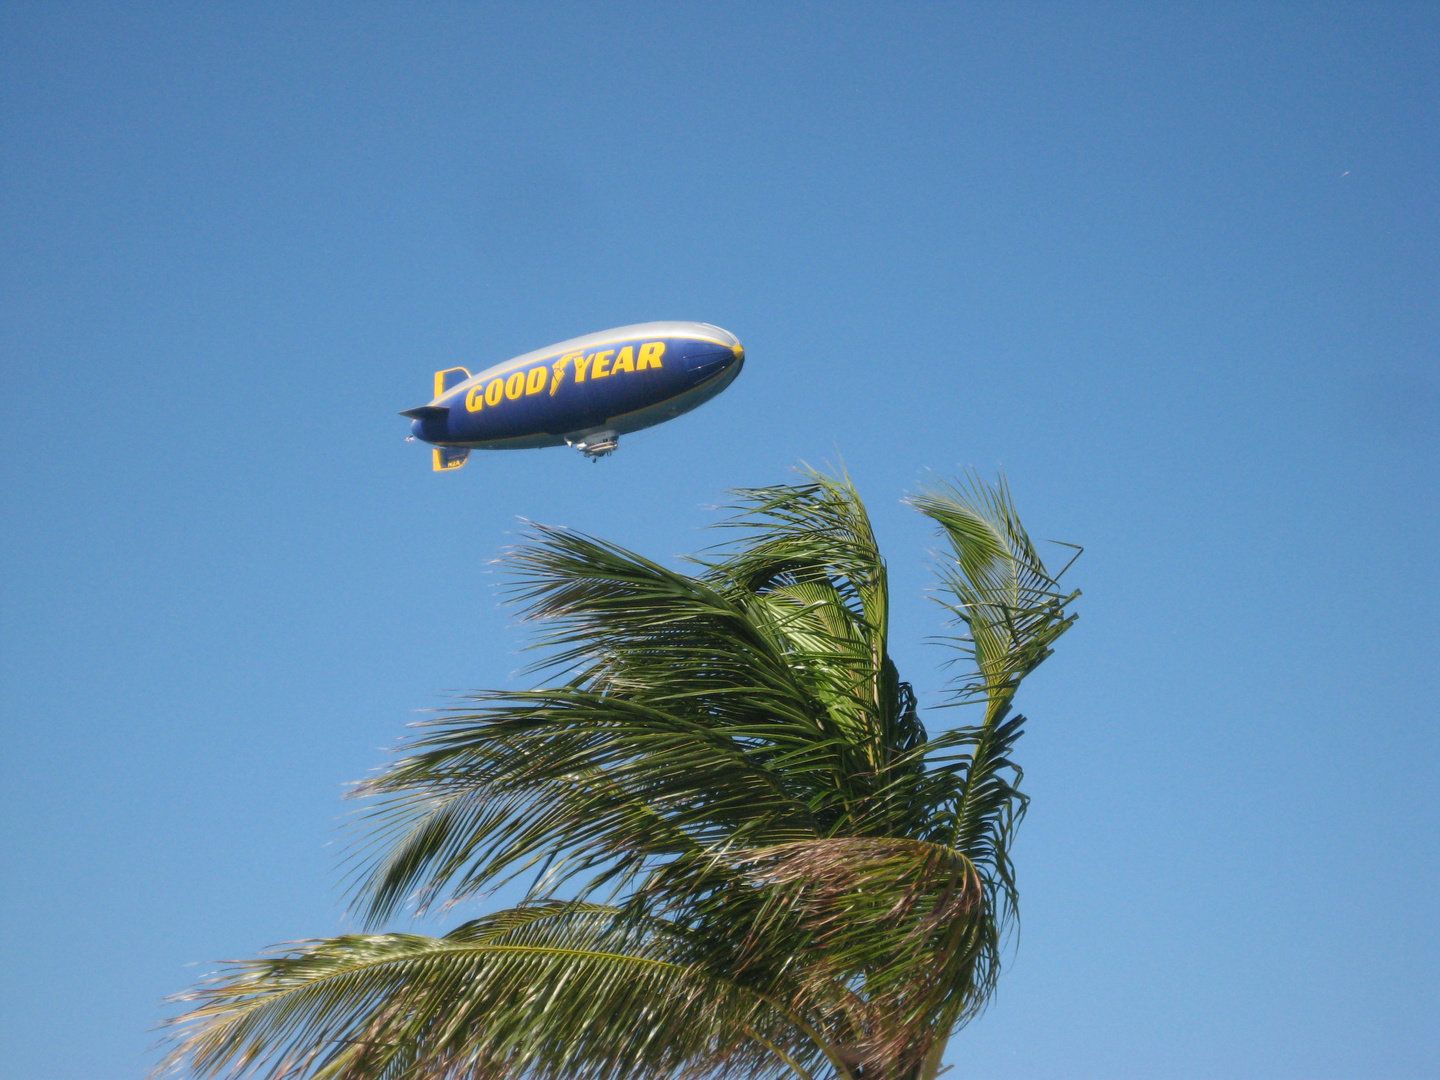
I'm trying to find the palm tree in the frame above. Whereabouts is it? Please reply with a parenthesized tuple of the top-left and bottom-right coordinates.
(162, 469, 1079, 1080)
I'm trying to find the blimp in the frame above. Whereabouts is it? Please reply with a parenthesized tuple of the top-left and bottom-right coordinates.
(401, 321, 744, 468)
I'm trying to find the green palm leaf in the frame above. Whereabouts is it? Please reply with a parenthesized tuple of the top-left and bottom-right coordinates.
(163, 903, 827, 1080)
(907, 471, 1080, 723)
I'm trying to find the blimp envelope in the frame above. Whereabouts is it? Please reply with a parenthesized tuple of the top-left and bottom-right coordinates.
(401, 321, 744, 468)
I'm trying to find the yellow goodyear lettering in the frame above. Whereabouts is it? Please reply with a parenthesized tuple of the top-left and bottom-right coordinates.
(505, 371, 525, 400)
(537, 343, 664, 395)
(485, 378, 504, 406)
(465, 384, 485, 412)
(551, 352, 580, 395)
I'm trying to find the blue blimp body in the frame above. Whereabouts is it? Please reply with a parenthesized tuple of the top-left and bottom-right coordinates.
(401, 321, 744, 469)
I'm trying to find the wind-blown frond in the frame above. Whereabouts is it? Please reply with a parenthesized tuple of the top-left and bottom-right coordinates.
(348, 685, 825, 924)
(907, 471, 1079, 722)
(162, 903, 823, 1080)
(164, 468, 1079, 1080)
(904, 471, 1080, 966)
(700, 468, 899, 754)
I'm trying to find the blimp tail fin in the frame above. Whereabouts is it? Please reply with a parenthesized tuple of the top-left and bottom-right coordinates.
(400, 404, 449, 420)
(432, 447, 469, 472)
(435, 367, 471, 397)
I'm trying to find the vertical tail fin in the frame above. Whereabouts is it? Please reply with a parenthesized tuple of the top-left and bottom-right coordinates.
(432, 447, 470, 472)
(434, 367, 471, 398)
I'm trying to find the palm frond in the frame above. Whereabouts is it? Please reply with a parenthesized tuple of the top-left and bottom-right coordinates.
(168, 467, 1080, 1080)
(161, 903, 825, 1080)
(347, 686, 831, 924)
(698, 469, 899, 753)
(349, 505, 911, 925)
(906, 471, 1079, 723)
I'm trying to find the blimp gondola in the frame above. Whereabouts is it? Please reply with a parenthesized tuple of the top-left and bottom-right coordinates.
(400, 321, 744, 468)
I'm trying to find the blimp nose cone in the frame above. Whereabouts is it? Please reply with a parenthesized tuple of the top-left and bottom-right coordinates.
(689, 337, 744, 382)
(690, 324, 743, 369)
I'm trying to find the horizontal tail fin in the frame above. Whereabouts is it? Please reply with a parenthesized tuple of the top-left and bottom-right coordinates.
(432, 447, 469, 472)
(400, 404, 449, 420)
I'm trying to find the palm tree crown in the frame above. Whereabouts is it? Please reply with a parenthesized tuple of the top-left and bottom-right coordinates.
(163, 469, 1079, 1080)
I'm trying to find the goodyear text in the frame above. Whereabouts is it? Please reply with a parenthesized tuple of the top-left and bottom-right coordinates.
(465, 341, 666, 412)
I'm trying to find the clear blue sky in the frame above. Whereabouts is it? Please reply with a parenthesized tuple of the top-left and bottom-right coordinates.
(2, 4, 1436, 1078)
